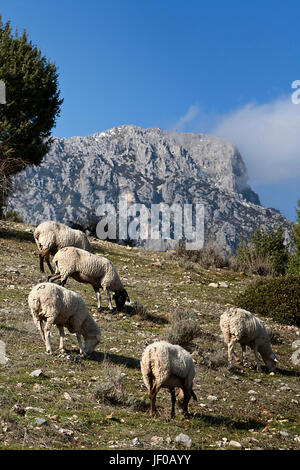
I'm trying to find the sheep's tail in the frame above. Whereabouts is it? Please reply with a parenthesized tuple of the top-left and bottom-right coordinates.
(29, 296, 41, 313)
(33, 228, 40, 241)
(147, 366, 154, 392)
(141, 352, 155, 392)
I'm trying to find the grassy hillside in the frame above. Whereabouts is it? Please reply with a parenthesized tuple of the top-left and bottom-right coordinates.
(0, 220, 299, 450)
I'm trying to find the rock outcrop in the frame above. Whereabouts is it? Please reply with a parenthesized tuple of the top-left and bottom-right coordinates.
(8, 125, 291, 253)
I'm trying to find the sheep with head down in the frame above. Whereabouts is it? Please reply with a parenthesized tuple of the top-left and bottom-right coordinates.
(141, 340, 197, 418)
(34, 220, 94, 274)
(48, 246, 130, 312)
(220, 307, 278, 372)
(28, 282, 101, 355)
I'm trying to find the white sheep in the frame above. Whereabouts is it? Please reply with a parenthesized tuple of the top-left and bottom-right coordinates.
(34, 221, 94, 274)
(220, 307, 278, 372)
(140, 340, 197, 418)
(28, 282, 101, 355)
(48, 246, 130, 311)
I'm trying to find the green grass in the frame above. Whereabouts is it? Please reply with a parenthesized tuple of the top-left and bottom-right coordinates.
(0, 220, 299, 450)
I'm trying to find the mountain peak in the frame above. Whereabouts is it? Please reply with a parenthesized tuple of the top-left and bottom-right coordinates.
(8, 125, 291, 253)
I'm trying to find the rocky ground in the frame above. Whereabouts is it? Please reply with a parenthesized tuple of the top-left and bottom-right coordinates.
(0, 220, 299, 450)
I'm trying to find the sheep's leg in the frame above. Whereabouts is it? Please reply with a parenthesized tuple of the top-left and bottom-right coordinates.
(76, 332, 85, 355)
(240, 344, 246, 365)
(31, 312, 45, 342)
(253, 346, 262, 372)
(48, 273, 61, 283)
(38, 319, 46, 342)
(39, 253, 45, 273)
(93, 287, 101, 311)
(44, 318, 54, 354)
(36, 318, 46, 342)
(228, 337, 238, 368)
(105, 288, 113, 310)
(45, 254, 54, 274)
(149, 385, 158, 417)
(169, 388, 176, 418)
(181, 384, 191, 417)
(60, 275, 69, 287)
(58, 326, 65, 353)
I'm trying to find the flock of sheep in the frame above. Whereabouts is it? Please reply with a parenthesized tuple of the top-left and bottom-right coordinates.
(27, 220, 278, 418)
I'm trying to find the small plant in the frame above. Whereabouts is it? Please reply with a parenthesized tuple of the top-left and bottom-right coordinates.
(163, 309, 201, 348)
(235, 276, 300, 326)
(93, 360, 127, 405)
(129, 301, 149, 320)
(196, 346, 227, 370)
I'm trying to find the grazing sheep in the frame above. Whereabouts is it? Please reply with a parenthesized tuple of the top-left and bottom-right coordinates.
(220, 307, 278, 372)
(34, 221, 94, 274)
(48, 247, 130, 311)
(141, 340, 197, 418)
(28, 282, 101, 355)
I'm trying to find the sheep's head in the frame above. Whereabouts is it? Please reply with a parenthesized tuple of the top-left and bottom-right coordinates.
(113, 289, 130, 311)
(264, 352, 278, 372)
(84, 333, 101, 355)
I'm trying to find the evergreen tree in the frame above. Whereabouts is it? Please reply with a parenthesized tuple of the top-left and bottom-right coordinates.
(287, 200, 300, 276)
(0, 17, 63, 214)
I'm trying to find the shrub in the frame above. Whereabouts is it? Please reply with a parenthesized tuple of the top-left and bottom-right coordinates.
(129, 301, 149, 320)
(287, 255, 300, 276)
(163, 309, 201, 349)
(234, 225, 289, 276)
(287, 199, 300, 276)
(93, 360, 127, 405)
(1, 209, 23, 222)
(235, 276, 300, 326)
(175, 241, 228, 269)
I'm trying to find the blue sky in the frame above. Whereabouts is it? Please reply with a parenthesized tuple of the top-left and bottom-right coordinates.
(1, 0, 300, 220)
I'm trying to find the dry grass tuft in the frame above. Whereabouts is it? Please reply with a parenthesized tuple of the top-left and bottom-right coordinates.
(162, 309, 201, 349)
(93, 359, 127, 405)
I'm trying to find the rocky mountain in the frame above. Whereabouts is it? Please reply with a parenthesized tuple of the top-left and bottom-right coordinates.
(7, 125, 292, 253)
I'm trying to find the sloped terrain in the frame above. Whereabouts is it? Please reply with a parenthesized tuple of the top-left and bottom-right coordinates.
(0, 221, 299, 450)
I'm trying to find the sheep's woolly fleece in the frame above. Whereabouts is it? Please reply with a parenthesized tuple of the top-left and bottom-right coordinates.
(220, 307, 269, 344)
(52, 247, 124, 291)
(34, 221, 94, 253)
(28, 282, 101, 349)
(141, 340, 195, 391)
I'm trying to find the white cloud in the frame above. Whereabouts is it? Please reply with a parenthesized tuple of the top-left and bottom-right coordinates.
(211, 97, 300, 183)
(172, 105, 199, 131)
